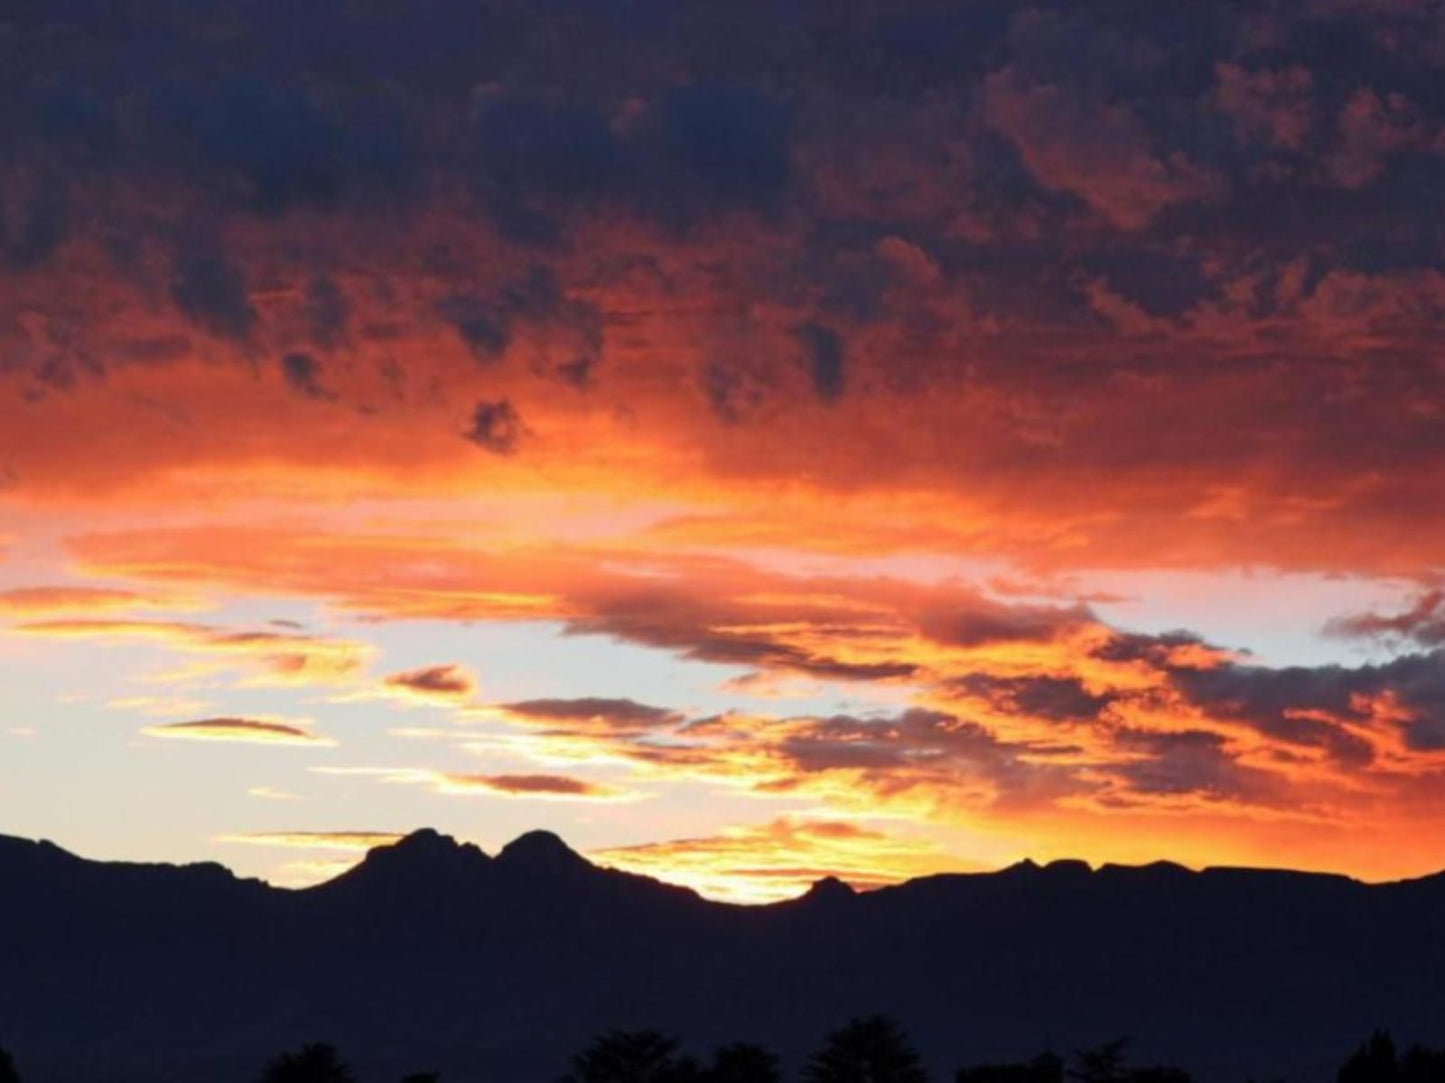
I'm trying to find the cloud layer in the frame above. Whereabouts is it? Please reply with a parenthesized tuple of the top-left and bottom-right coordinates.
(1, 1, 1444, 577)
(3, 0, 1445, 897)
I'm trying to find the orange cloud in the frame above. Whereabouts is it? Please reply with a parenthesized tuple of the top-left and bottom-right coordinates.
(478, 697, 686, 735)
(10, 617, 371, 687)
(4, 3, 1445, 592)
(0, 586, 205, 616)
(379, 664, 478, 702)
(445, 773, 634, 800)
(984, 66, 1220, 230)
(51, 524, 1445, 851)
(9, 0, 1445, 901)
(216, 831, 403, 852)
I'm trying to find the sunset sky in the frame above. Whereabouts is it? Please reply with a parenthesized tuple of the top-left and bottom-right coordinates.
(4, 0, 1445, 903)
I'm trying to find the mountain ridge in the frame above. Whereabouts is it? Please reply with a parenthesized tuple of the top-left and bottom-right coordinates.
(4, 827, 1443, 1083)
(5, 827, 1410, 902)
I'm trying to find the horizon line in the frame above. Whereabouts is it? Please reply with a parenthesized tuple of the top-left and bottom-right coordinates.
(7, 825, 1440, 906)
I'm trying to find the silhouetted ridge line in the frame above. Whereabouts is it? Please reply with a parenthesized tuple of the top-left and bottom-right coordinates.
(362, 827, 491, 871)
(494, 829, 589, 875)
(799, 875, 856, 904)
(5, 827, 1445, 1082)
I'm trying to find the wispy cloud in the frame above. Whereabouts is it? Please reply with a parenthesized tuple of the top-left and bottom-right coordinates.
(312, 765, 640, 802)
(246, 786, 301, 801)
(12, 618, 371, 687)
(216, 830, 402, 852)
(143, 717, 335, 747)
(0, 586, 207, 617)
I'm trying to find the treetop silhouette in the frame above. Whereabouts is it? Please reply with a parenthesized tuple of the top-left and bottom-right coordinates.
(561, 1029, 698, 1083)
(256, 1043, 356, 1083)
(709, 1042, 783, 1083)
(804, 1016, 929, 1083)
(1338, 1031, 1445, 1083)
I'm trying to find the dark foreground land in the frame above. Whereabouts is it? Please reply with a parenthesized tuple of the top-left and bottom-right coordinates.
(7, 1022, 1441, 1083)
(3, 829, 1444, 1082)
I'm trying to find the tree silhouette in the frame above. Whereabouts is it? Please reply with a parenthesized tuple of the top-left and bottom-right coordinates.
(1064, 1042, 1194, 1083)
(562, 1030, 699, 1083)
(1401, 1043, 1445, 1083)
(0, 1047, 18, 1083)
(707, 1042, 782, 1083)
(1070, 1041, 1130, 1083)
(804, 1016, 929, 1083)
(256, 1043, 355, 1083)
(1340, 1032, 1400, 1083)
(1335, 1031, 1445, 1083)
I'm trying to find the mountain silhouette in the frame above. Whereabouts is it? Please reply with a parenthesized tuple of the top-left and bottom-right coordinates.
(2, 829, 1443, 1082)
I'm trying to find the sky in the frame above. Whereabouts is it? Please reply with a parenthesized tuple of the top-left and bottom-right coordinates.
(3, 0, 1445, 904)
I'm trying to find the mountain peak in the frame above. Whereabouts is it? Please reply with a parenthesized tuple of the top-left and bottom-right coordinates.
(802, 875, 856, 903)
(496, 829, 589, 874)
(355, 829, 490, 877)
(391, 827, 460, 852)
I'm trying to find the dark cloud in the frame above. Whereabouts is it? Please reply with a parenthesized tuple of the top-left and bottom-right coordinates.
(471, 92, 621, 244)
(773, 708, 1080, 809)
(652, 83, 793, 219)
(7, 0, 1445, 594)
(120, 66, 417, 218)
(383, 664, 476, 699)
(150, 78, 349, 214)
(983, 65, 1221, 231)
(499, 266, 605, 385)
(279, 353, 336, 401)
(464, 399, 527, 454)
(699, 358, 771, 424)
(498, 697, 683, 734)
(441, 298, 510, 361)
(794, 322, 846, 403)
(467, 80, 795, 239)
(678, 634, 917, 682)
(143, 717, 329, 746)
(919, 599, 1091, 648)
(1326, 591, 1445, 648)
(1092, 631, 1214, 666)
(305, 276, 350, 350)
(1112, 728, 1284, 805)
(169, 248, 256, 341)
(811, 6, 1007, 98)
(1080, 249, 1214, 319)
(446, 773, 618, 798)
(0, 183, 67, 269)
(564, 593, 917, 683)
(1169, 652, 1445, 764)
(4, 2, 1443, 242)
(950, 674, 1116, 724)
(439, 267, 603, 377)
